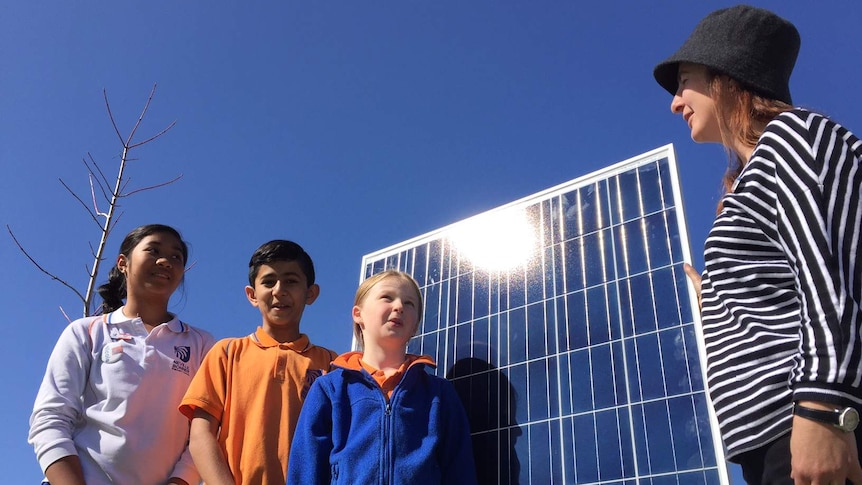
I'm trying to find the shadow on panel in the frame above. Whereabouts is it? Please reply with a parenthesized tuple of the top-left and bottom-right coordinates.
(448, 357, 522, 485)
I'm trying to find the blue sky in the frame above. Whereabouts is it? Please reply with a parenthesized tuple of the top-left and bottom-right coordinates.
(2, 2, 860, 483)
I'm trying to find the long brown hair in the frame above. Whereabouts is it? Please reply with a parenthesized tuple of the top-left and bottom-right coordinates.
(706, 71, 793, 204)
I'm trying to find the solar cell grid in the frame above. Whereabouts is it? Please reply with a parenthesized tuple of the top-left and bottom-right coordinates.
(364, 146, 728, 483)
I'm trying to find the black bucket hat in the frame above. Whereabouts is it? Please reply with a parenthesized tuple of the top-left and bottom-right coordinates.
(653, 5, 800, 105)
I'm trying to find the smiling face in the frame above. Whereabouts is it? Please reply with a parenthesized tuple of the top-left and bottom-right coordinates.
(353, 275, 421, 352)
(246, 260, 319, 341)
(670, 63, 722, 144)
(117, 232, 185, 302)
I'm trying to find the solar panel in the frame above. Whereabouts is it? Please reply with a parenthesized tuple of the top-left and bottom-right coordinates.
(359, 145, 728, 484)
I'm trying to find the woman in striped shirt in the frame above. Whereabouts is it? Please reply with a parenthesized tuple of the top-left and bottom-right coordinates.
(654, 5, 862, 485)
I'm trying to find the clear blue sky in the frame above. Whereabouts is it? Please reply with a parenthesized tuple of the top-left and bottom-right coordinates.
(2, 2, 860, 483)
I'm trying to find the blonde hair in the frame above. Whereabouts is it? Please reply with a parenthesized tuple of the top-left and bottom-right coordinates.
(352, 270, 424, 350)
(706, 71, 793, 208)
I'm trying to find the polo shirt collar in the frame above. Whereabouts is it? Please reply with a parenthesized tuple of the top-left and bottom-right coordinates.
(252, 327, 312, 352)
(106, 307, 185, 332)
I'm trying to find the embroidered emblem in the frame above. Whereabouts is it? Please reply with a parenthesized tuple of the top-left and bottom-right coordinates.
(301, 369, 324, 399)
(170, 346, 192, 375)
(101, 342, 124, 363)
(174, 346, 191, 363)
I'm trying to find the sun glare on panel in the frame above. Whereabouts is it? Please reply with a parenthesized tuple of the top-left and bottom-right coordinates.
(448, 209, 538, 272)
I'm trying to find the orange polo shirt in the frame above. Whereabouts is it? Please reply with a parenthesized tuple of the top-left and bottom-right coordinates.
(179, 328, 336, 485)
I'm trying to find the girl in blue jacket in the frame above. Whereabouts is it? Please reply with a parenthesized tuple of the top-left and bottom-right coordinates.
(288, 270, 477, 484)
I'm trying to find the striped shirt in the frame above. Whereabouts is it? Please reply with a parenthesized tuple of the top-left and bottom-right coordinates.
(700, 109, 862, 460)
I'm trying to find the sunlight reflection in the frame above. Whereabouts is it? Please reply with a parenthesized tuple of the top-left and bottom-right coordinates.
(448, 208, 538, 272)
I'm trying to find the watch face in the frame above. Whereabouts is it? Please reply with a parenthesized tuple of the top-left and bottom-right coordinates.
(840, 407, 860, 432)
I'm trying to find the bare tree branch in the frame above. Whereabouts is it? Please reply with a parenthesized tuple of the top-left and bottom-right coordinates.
(103, 90, 125, 146)
(90, 170, 111, 208)
(7, 225, 87, 305)
(59, 306, 72, 324)
(85, 153, 112, 199)
(110, 210, 125, 232)
(82, 160, 109, 205)
(129, 120, 176, 149)
(124, 84, 157, 147)
(59, 178, 101, 226)
(89, 174, 105, 217)
(123, 174, 183, 197)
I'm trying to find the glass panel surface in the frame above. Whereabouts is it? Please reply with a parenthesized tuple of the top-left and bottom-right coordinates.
(644, 400, 676, 473)
(668, 395, 704, 470)
(645, 211, 672, 269)
(565, 291, 588, 351)
(587, 285, 611, 345)
(659, 158, 674, 210)
(639, 162, 664, 216)
(564, 237, 585, 293)
(508, 307, 527, 365)
(637, 333, 667, 400)
(527, 358, 550, 421)
(474, 273, 490, 319)
(653, 267, 681, 330)
(580, 183, 602, 235)
(528, 421, 552, 484)
(570, 350, 593, 413)
(660, 327, 692, 396)
(592, 343, 615, 409)
(574, 414, 599, 484)
(527, 302, 546, 360)
(413, 244, 427, 286)
(617, 168, 642, 224)
(457, 273, 473, 324)
(630, 273, 657, 334)
(596, 409, 624, 480)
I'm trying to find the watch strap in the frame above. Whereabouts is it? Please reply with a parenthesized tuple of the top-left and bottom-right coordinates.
(792, 403, 840, 425)
(793, 403, 859, 432)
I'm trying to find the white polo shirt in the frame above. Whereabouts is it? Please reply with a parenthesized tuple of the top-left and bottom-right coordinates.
(29, 308, 214, 484)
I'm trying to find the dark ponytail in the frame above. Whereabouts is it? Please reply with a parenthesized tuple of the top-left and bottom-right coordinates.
(95, 224, 189, 315)
(96, 266, 127, 314)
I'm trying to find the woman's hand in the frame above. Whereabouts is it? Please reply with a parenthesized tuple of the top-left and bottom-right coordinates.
(790, 404, 862, 484)
(683, 263, 702, 310)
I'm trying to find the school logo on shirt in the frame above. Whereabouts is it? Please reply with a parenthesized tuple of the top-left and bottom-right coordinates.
(301, 369, 324, 399)
(174, 346, 191, 363)
(171, 346, 192, 375)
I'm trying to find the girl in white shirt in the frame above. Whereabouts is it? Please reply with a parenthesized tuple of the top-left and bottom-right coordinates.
(29, 224, 214, 485)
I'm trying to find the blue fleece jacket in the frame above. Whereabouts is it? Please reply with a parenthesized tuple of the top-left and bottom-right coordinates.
(287, 352, 477, 485)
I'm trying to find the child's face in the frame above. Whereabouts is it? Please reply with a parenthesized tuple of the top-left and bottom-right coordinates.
(117, 232, 185, 301)
(246, 260, 319, 331)
(353, 276, 420, 350)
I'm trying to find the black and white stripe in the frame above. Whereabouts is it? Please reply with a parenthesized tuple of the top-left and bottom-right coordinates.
(700, 109, 862, 460)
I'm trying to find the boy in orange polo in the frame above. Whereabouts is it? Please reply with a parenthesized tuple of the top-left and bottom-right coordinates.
(179, 240, 336, 485)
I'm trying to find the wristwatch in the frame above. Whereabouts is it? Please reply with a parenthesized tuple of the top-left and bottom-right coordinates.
(792, 403, 860, 432)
